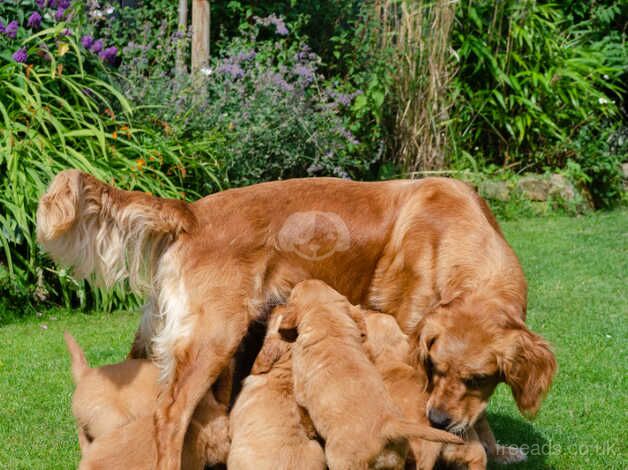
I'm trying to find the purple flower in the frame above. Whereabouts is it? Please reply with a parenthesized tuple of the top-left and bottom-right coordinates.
(236, 49, 256, 63)
(90, 39, 103, 53)
(55, 7, 67, 21)
(217, 63, 244, 79)
(274, 22, 289, 36)
(293, 64, 314, 85)
(269, 73, 294, 92)
(254, 14, 289, 36)
(81, 35, 94, 48)
(27, 12, 42, 29)
(57, 0, 71, 8)
(4, 20, 19, 39)
(36, 0, 48, 8)
(99, 46, 118, 65)
(12, 47, 28, 64)
(62, 28, 72, 36)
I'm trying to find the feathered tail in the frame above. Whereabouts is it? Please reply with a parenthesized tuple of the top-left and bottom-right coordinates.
(36, 170, 197, 292)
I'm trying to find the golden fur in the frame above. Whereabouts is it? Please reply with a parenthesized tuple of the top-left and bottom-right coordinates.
(364, 313, 487, 470)
(228, 312, 325, 470)
(280, 280, 462, 470)
(64, 332, 229, 468)
(39, 171, 556, 468)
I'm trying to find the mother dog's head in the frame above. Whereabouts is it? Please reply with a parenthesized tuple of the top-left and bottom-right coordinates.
(411, 300, 557, 434)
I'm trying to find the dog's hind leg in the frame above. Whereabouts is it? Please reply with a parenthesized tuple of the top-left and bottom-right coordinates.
(153, 294, 249, 470)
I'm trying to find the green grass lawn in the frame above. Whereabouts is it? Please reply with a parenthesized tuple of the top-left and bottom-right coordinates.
(0, 210, 626, 469)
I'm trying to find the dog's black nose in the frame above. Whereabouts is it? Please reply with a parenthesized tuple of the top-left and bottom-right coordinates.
(428, 408, 452, 430)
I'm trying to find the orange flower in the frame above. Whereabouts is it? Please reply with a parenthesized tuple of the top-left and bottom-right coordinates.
(112, 131, 118, 140)
(136, 158, 146, 171)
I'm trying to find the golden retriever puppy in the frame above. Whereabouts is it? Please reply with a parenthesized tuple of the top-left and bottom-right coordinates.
(228, 312, 325, 470)
(64, 332, 230, 468)
(364, 313, 486, 470)
(281, 280, 462, 470)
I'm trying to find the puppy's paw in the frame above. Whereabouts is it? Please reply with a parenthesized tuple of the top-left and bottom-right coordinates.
(491, 444, 527, 464)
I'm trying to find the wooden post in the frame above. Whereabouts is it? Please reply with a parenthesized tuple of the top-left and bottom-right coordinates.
(191, 0, 210, 73)
(176, 0, 189, 77)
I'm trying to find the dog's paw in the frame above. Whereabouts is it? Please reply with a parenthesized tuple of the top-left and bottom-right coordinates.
(490, 444, 527, 464)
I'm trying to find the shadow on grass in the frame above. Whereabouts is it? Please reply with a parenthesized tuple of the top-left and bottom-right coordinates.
(487, 412, 555, 470)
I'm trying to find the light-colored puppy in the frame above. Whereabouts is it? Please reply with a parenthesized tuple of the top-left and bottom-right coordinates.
(64, 332, 230, 468)
(228, 312, 325, 470)
(281, 280, 462, 470)
(364, 313, 487, 470)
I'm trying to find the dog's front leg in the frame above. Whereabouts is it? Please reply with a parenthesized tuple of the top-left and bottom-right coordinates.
(153, 298, 249, 470)
(474, 412, 526, 464)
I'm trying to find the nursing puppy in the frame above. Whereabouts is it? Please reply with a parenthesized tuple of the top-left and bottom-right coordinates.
(228, 312, 325, 470)
(64, 332, 230, 468)
(364, 314, 486, 470)
(281, 280, 462, 470)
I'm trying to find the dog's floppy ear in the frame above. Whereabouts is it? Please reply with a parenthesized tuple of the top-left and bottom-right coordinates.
(408, 314, 439, 370)
(500, 322, 557, 418)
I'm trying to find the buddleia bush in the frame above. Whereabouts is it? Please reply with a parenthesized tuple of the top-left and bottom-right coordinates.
(118, 16, 369, 188)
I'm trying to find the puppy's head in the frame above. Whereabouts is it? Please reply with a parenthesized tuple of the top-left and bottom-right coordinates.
(281, 280, 367, 340)
(364, 312, 410, 364)
(412, 305, 556, 433)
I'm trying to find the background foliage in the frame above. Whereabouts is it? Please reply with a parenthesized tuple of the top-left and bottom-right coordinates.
(0, 0, 625, 313)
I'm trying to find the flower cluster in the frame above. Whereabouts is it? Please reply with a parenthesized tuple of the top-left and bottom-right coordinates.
(81, 35, 118, 65)
(1, 0, 77, 63)
(253, 14, 289, 36)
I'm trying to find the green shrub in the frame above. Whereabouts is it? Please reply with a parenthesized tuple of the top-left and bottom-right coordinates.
(568, 124, 626, 209)
(118, 16, 369, 188)
(0, 26, 217, 312)
(449, 0, 623, 171)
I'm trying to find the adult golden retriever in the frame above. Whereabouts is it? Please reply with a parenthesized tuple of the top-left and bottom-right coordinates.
(37, 170, 556, 468)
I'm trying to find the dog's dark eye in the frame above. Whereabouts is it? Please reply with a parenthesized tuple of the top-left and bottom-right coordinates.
(464, 375, 490, 388)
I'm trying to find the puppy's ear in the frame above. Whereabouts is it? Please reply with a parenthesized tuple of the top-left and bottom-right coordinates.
(251, 337, 290, 374)
(501, 324, 557, 418)
(347, 305, 368, 341)
(277, 304, 300, 342)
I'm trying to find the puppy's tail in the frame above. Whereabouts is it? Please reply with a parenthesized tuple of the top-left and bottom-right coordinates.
(63, 331, 89, 383)
(36, 170, 197, 292)
(384, 418, 463, 445)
